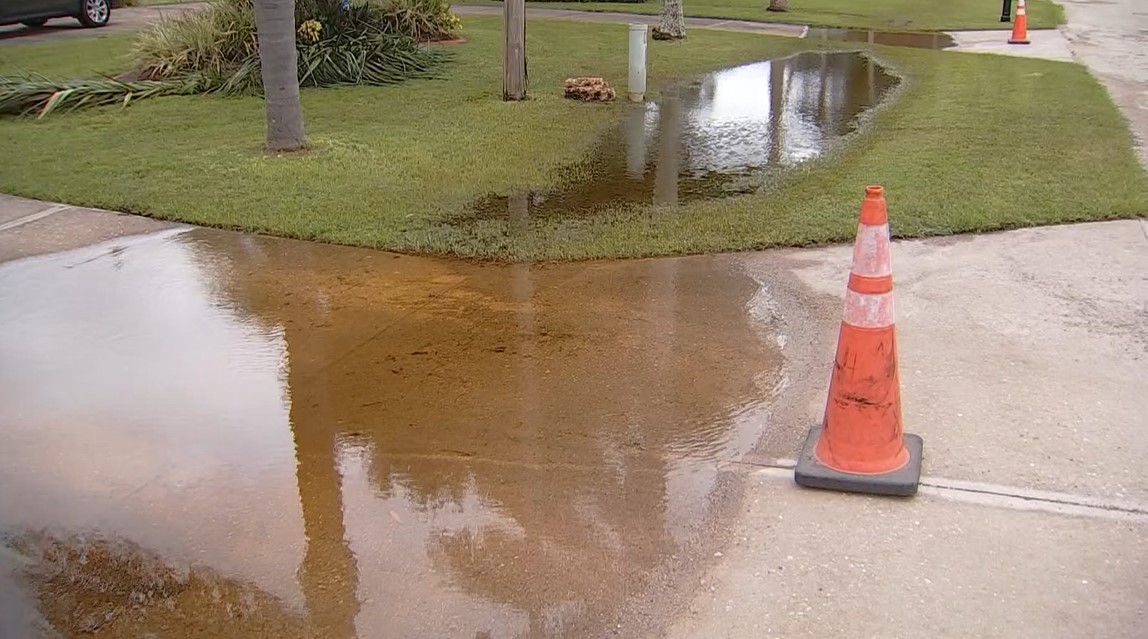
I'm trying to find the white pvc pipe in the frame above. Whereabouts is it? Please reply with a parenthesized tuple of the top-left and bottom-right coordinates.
(628, 23, 648, 102)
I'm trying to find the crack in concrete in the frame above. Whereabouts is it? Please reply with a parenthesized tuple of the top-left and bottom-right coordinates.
(733, 460, 1148, 523)
(0, 204, 72, 233)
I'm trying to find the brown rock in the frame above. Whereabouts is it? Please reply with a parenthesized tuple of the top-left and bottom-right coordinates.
(563, 77, 616, 102)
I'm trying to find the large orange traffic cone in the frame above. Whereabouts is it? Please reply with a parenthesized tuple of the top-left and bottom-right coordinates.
(1009, 0, 1030, 45)
(794, 186, 923, 496)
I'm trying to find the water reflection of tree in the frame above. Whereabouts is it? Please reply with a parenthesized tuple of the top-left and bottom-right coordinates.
(192, 232, 775, 637)
(187, 231, 365, 638)
(679, 52, 891, 175)
(280, 242, 361, 639)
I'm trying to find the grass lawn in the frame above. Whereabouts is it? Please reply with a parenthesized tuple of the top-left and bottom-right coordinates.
(0, 33, 130, 77)
(453, 0, 1065, 31)
(0, 16, 1145, 261)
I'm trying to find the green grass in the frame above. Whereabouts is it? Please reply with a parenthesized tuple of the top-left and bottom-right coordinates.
(454, 0, 1065, 31)
(0, 33, 133, 78)
(0, 17, 1145, 261)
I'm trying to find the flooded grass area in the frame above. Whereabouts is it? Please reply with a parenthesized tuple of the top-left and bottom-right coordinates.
(2, 19, 1144, 260)
(0, 228, 786, 637)
(466, 51, 899, 221)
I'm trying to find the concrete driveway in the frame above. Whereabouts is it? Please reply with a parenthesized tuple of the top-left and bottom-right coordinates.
(0, 2, 202, 44)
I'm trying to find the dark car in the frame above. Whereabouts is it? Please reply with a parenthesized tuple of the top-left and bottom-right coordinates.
(0, 0, 111, 29)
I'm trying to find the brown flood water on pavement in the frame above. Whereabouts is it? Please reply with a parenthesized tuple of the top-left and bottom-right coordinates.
(466, 51, 897, 221)
(0, 228, 786, 638)
(805, 27, 955, 50)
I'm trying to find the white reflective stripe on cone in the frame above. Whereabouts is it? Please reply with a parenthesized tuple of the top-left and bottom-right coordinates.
(843, 289, 895, 329)
(850, 223, 892, 278)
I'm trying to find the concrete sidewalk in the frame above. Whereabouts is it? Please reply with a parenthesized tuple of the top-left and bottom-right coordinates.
(668, 219, 1148, 638)
(0, 194, 177, 263)
(947, 28, 1073, 62)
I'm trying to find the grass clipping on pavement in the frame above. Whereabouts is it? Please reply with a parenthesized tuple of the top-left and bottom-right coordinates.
(0, 17, 1145, 261)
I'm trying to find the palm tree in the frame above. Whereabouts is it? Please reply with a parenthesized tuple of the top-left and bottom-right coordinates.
(767, 0, 789, 12)
(652, 0, 686, 40)
(252, 0, 306, 152)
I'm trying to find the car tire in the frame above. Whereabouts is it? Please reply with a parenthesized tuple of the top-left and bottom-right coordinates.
(21, 18, 48, 27)
(77, 0, 110, 27)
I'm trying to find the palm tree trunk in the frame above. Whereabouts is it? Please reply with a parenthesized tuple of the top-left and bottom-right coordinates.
(652, 0, 686, 40)
(253, 0, 305, 152)
(767, 0, 789, 12)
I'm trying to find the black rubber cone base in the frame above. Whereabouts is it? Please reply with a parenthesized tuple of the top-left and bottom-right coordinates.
(794, 425, 923, 497)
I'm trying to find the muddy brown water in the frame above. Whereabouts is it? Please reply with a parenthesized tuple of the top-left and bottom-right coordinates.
(0, 228, 787, 638)
(805, 27, 955, 50)
(467, 51, 898, 221)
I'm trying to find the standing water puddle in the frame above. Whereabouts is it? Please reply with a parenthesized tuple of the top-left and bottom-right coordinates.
(805, 27, 955, 50)
(0, 228, 784, 638)
(468, 51, 898, 220)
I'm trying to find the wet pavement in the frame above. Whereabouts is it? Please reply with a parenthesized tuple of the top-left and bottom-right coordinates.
(3, 201, 1147, 639)
(470, 52, 897, 219)
(804, 27, 954, 50)
(0, 226, 789, 638)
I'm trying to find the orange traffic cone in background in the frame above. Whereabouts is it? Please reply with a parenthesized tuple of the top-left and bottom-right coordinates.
(1009, 0, 1030, 45)
(794, 186, 923, 497)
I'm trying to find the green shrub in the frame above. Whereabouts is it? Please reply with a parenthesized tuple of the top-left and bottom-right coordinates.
(131, 0, 259, 85)
(372, 0, 462, 42)
(295, 0, 461, 41)
(130, 0, 453, 90)
(1, 0, 456, 117)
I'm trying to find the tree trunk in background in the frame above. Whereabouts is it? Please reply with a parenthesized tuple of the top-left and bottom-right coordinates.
(652, 0, 686, 40)
(253, 0, 305, 152)
(767, 0, 789, 12)
(503, 0, 527, 100)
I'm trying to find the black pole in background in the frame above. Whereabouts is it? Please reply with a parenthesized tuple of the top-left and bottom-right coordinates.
(1001, 0, 1013, 22)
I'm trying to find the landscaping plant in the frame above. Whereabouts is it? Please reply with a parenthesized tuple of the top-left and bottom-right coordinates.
(0, 0, 458, 117)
